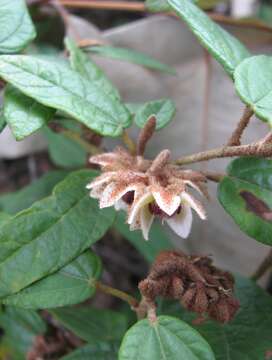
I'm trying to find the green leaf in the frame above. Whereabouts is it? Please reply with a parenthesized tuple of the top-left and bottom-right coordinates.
(146, 0, 225, 11)
(218, 157, 272, 246)
(0, 0, 36, 54)
(86, 46, 176, 75)
(0, 212, 10, 226)
(0, 55, 131, 137)
(4, 85, 55, 140)
(2, 250, 102, 309)
(61, 341, 119, 360)
(43, 127, 87, 168)
(0, 107, 6, 133)
(65, 38, 120, 101)
(167, 0, 250, 77)
(146, 0, 171, 12)
(134, 99, 176, 130)
(0, 307, 46, 359)
(119, 315, 215, 360)
(160, 275, 272, 360)
(0, 170, 68, 214)
(51, 307, 128, 343)
(234, 55, 272, 124)
(0, 170, 114, 297)
(115, 212, 174, 263)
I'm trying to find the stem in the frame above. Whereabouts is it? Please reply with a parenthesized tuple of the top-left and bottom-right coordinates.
(95, 281, 139, 308)
(175, 143, 272, 166)
(122, 130, 137, 155)
(201, 171, 225, 183)
(251, 249, 272, 281)
(56, 1, 272, 34)
(62, 129, 100, 154)
(227, 107, 254, 146)
(59, 0, 146, 12)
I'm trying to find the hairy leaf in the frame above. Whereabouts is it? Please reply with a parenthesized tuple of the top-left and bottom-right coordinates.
(2, 250, 102, 309)
(0, 0, 36, 54)
(4, 85, 55, 140)
(65, 38, 120, 101)
(86, 45, 176, 75)
(168, 0, 250, 77)
(119, 315, 215, 360)
(43, 127, 87, 168)
(218, 157, 272, 245)
(0, 55, 131, 136)
(0, 170, 114, 297)
(160, 276, 272, 360)
(134, 99, 176, 130)
(0, 170, 68, 214)
(51, 307, 127, 343)
(234, 55, 272, 125)
(61, 341, 119, 360)
(115, 212, 174, 263)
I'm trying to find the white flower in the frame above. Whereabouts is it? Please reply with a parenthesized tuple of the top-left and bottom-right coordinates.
(127, 183, 206, 240)
(87, 145, 208, 241)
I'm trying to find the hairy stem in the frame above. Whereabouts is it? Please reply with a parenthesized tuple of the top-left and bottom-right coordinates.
(227, 107, 254, 146)
(95, 281, 139, 308)
(122, 130, 137, 155)
(175, 142, 272, 166)
(251, 249, 272, 281)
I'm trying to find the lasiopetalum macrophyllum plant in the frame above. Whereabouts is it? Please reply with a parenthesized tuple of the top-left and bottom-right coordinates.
(0, 0, 272, 359)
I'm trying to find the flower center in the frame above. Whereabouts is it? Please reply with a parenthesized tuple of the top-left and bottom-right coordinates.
(149, 202, 182, 218)
(122, 191, 135, 205)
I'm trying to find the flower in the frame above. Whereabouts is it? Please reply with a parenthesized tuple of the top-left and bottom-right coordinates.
(86, 117, 208, 241)
(127, 181, 206, 240)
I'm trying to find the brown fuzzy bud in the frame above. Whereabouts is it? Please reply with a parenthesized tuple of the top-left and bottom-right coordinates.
(137, 115, 156, 156)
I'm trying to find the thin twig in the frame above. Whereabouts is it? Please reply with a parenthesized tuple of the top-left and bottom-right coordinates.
(122, 130, 137, 155)
(59, 0, 146, 12)
(95, 281, 139, 308)
(227, 107, 254, 146)
(175, 142, 272, 166)
(251, 249, 272, 281)
(56, 0, 272, 34)
(201, 171, 225, 183)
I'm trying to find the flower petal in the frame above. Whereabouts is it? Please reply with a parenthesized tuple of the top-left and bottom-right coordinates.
(152, 186, 181, 216)
(90, 184, 105, 199)
(100, 182, 143, 209)
(89, 153, 119, 167)
(86, 172, 115, 189)
(181, 192, 207, 220)
(140, 206, 154, 241)
(166, 204, 192, 238)
(114, 199, 128, 211)
(128, 191, 153, 225)
(129, 212, 141, 231)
